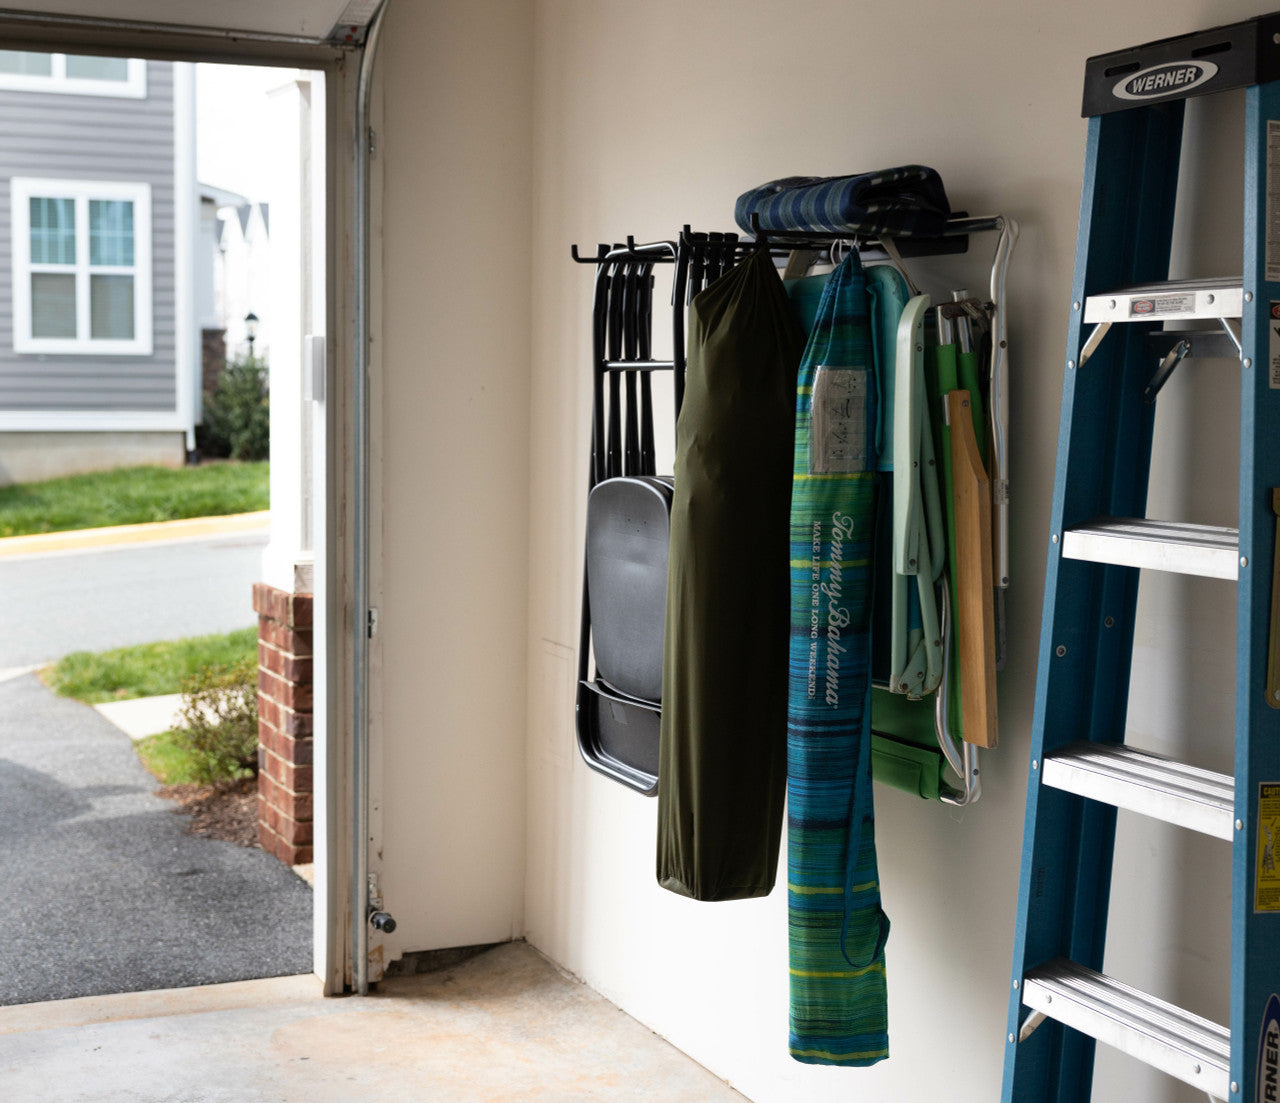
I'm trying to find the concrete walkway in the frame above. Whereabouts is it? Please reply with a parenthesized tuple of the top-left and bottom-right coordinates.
(0, 942, 748, 1102)
(0, 672, 311, 1006)
(93, 693, 185, 740)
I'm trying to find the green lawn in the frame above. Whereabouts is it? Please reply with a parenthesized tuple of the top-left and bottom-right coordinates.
(135, 729, 212, 785)
(0, 462, 269, 538)
(44, 627, 259, 704)
(134, 726, 257, 786)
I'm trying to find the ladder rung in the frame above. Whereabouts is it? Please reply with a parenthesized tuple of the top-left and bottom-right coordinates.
(1083, 279, 1243, 323)
(1061, 518, 1239, 579)
(1041, 742, 1235, 840)
(1021, 959, 1229, 1099)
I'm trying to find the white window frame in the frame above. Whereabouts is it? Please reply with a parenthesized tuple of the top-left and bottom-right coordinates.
(10, 177, 153, 356)
(0, 53, 146, 98)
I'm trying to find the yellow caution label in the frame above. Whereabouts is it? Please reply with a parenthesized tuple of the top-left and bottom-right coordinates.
(1257, 784, 1280, 913)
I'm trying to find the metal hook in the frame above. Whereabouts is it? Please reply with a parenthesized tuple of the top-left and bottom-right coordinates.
(570, 242, 609, 264)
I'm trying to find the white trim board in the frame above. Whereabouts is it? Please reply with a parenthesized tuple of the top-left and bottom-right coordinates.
(172, 61, 197, 448)
(0, 411, 184, 431)
(0, 52, 146, 98)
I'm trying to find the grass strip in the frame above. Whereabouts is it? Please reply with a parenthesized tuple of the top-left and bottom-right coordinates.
(135, 729, 255, 787)
(44, 626, 258, 704)
(135, 729, 207, 786)
(0, 462, 268, 538)
(136, 730, 256, 787)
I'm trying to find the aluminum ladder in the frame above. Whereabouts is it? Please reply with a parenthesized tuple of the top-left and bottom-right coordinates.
(1003, 13, 1280, 1102)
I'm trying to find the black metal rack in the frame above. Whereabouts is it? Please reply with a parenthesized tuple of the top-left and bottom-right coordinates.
(570, 214, 1009, 795)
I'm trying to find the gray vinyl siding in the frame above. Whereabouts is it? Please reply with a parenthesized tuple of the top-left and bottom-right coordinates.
(0, 61, 176, 413)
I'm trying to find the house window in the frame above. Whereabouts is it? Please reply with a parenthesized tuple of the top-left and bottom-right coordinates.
(10, 178, 152, 355)
(0, 52, 146, 98)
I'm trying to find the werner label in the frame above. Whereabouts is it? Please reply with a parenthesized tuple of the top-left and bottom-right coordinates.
(1112, 60, 1218, 102)
(1258, 994, 1280, 1103)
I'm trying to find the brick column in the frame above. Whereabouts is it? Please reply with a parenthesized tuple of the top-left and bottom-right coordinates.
(253, 583, 314, 865)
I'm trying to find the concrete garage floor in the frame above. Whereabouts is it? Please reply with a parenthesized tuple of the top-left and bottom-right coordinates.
(0, 941, 748, 1102)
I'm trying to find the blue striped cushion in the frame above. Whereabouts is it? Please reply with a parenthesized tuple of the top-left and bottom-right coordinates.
(736, 166, 950, 238)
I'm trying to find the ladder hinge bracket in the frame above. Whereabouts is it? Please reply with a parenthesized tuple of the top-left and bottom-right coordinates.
(1144, 338, 1191, 403)
(1078, 321, 1111, 368)
(1018, 1008, 1048, 1042)
(1219, 316, 1243, 357)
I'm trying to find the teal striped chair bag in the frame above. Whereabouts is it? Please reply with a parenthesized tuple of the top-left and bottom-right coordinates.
(785, 250, 893, 1067)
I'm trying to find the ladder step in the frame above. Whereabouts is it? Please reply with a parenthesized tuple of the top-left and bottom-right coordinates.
(1061, 518, 1239, 579)
(1041, 742, 1235, 840)
(1083, 278, 1243, 323)
(1021, 959, 1229, 1099)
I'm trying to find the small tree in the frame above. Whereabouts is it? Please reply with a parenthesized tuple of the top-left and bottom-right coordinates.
(175, 659, 259, 784)
(198, 355, 269, 461)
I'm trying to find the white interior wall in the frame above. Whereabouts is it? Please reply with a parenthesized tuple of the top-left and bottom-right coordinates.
(366, 0, 1254, 1097)
(370, 0, 533, 961)
(518, 2, 1254, 1101)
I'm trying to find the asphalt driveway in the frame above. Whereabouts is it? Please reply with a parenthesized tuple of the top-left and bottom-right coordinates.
(0, 671, 312, 1005)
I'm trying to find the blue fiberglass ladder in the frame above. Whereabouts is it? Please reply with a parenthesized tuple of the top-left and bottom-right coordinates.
(1003, 13, 1280, 1103)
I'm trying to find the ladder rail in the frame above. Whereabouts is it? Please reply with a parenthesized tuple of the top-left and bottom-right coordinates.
(1003, 98, 1188, 1103)
(1007, 46, 1280, 1103)
(1230, 77, 1280, 1103)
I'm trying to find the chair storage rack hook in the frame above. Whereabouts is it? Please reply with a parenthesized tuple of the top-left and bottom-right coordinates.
(570, 237, 684, 794)
(570, 231, 777, 793)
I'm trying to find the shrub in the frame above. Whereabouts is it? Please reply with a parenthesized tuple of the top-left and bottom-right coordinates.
(175, 658, 259, 784)
(199, 356, 269, 461)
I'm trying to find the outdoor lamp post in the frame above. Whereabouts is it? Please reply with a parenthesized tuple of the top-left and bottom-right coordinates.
(245, 311, 259, 359)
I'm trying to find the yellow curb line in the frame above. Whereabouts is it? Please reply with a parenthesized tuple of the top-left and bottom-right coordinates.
(0, 511, 270, 558)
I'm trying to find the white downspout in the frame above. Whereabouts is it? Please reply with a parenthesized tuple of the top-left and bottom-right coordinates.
(173, 61, 198, 452)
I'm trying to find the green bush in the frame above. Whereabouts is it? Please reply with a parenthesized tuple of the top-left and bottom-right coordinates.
(199, 356, 269, 461)
(175, 658, 259, 784)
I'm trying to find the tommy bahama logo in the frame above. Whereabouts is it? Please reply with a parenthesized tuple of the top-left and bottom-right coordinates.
(1113, 60, 1218, 101)
(821, 511, 856, 708)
